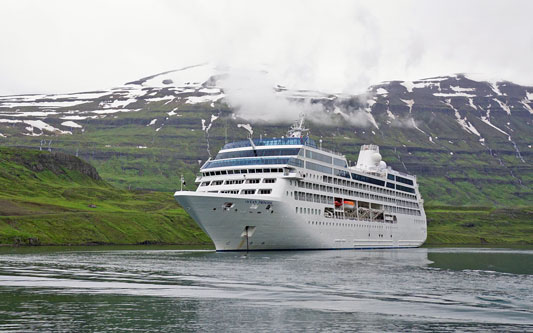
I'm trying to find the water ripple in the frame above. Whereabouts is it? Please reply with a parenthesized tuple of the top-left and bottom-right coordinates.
(0, 247, 532, 331)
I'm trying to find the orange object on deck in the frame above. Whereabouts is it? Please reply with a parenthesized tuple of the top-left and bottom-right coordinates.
(343, 200, 355, 209)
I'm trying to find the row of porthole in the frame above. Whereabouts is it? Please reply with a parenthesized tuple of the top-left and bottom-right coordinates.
(306, 221, 388, 229)
(213, 207, 274, 214)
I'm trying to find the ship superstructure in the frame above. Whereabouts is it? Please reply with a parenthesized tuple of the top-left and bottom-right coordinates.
(175, 118, 427, 251)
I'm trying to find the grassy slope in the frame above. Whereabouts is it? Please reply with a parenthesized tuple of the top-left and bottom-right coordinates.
(425, 206, 533, 245)
(0, 148, 530, 247)
(0, 148, 212, 246)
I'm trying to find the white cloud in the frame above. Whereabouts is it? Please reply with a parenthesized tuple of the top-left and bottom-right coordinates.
(0, 0, 532, 95)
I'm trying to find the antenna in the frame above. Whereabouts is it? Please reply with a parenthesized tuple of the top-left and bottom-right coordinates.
(224, 119, 228, 144)
(287, 113, 309, 138)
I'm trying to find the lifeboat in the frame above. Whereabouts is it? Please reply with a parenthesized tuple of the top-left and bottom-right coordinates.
(343, 200, 355, 209)
(334, 200, 342, 207)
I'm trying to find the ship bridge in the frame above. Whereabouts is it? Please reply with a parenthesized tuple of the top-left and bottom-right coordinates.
(220, 137, 316, 150)
(202, 137, 316, 170)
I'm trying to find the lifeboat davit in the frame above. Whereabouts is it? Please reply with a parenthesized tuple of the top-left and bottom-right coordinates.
(343, 200, 355, 209)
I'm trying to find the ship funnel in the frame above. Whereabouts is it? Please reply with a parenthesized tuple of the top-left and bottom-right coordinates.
(355, 144, 386, 171)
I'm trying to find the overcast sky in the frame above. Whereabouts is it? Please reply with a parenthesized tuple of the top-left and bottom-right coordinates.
(1, 0, 532, 95)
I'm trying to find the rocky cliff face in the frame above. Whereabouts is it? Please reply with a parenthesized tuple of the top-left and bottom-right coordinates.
(1, 148, 101, 182)
(0, 65, 531, 205)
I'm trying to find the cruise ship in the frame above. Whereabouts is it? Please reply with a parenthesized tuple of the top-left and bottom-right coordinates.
(174, 118, 427, 251)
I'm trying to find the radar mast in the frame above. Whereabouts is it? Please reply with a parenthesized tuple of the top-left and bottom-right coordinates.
(287, 113, 309, 138)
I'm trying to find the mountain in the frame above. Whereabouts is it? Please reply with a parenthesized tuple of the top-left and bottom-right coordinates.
(0, 64, 532, 206)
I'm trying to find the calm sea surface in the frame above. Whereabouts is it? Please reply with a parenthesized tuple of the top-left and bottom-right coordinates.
(0, 246, 531, 332)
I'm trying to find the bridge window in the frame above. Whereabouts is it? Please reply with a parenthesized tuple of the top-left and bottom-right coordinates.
(396, 176, 414, 186)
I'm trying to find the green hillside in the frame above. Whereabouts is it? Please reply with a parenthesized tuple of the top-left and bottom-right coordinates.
(426, 206, 533, 245)
(0, 147, 531, 247)
(0, 147, 211, 246)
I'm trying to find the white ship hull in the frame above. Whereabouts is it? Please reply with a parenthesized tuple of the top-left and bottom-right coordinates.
(175, 191, 426, 251)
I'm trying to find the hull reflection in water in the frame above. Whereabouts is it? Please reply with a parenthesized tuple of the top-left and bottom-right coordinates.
(0, 246, 532, 331)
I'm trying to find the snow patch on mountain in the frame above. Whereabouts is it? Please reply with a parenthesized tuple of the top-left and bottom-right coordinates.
(199, 88, 222, 94)
(401, 99, 414, 113)
(468, 98, 477, 110)
(186, 94, 224, 105)
(0, 119, 71, 135)
(0, 111, 58, 118)
(144, 96, 175, 104)
(493, 98, 511, 115)
(520, 98, 533, 114)
(450, 86, 475, 93)
(489, 82, 503, 96)
(443, 99, 480, 136)
(61, 121, 82, 128)
(0, 100, 91, 108)
(401, 81, 414, 93)
(434, 92, 476, 98)
(60, 115, 88, 120)
(100, 98, 137, 109)
(480, 106, 509, 136)
(376, 88, 388, 95)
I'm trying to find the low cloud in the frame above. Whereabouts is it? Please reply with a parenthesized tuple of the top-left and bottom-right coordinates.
(218, 68, 378, 128)
(391, 116, 418, 129)
(218, 68, 324, 124)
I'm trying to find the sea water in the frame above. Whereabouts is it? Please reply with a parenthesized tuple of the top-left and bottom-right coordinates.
(0, 246, 531, 332)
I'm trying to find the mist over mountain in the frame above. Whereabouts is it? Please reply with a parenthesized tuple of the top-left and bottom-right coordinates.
(0, 63, 531, 206)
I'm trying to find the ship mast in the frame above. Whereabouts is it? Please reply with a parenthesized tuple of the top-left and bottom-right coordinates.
(287, 113, 309, 138)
